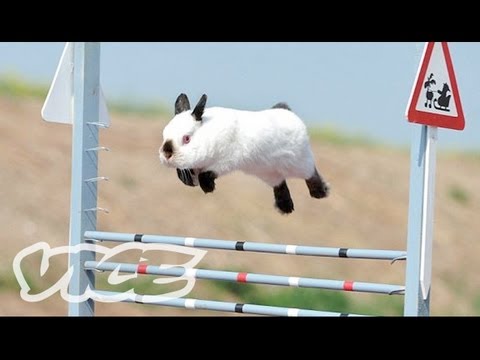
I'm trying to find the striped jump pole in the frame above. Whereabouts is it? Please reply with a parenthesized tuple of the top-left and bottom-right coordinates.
(84, 231, 406, 262)
(85, 261, 405, 295)
(92, 290, 366, 317)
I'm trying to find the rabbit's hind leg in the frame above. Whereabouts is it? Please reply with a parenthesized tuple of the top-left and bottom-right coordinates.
(305, 167, 330, 199)
(273, 180, 294, 214)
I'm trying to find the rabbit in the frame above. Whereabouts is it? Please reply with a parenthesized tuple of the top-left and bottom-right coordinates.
(158, 93, 330, 214)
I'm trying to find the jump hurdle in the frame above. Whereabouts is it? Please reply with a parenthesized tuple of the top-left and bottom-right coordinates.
(84, 260, 405, 295)
(92, 290, 364, 317)
(41, 42, 460, 316)
(84, 231, 407, 261)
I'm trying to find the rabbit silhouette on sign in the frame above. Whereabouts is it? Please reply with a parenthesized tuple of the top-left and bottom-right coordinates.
(434, 83, 451, 112)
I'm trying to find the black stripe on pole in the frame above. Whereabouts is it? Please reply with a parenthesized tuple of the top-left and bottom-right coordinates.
(339, 248, 348, 258)
(235, 304, 244, 313)
(235, 242, 245, 251)
(134, 234, 143, 242)
(340, 313, 349, 317)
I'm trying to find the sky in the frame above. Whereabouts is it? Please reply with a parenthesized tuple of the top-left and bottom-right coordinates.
(0, 42, 478, 150)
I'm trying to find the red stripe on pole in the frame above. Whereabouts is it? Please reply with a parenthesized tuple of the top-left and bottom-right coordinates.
(237, 273, 248, 283)
(343, 281, 354, 291)
(137, 263, 148, 274)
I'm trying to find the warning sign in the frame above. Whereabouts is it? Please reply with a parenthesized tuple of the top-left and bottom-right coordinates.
(406, 42, 465, 130)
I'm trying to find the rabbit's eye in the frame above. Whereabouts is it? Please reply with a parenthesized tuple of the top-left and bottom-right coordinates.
(182, 135, 191, 144)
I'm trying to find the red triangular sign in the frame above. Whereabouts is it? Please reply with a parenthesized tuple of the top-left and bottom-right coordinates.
(406, 42, 465, 130)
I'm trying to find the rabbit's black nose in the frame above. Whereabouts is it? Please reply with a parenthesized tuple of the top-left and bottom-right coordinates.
(162, 140, 174, 159)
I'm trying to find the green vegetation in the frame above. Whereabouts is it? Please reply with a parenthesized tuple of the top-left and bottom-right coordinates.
(211, 280, 403, 316)
(108, 98, 170, 118)
(473, 293, 480, 314)
(442, 149, 480, 162)
(96, 273, 181, 295)
(357, 295, 404, 315)
(0, 268, 44, 294)
(0, 271, 22, 292)
(468, 151, 480, 162)
(0, 73, 48, 98)
(0, 73, 170, 118)
(308, 125, 380, 148)
(448, 184, 470, 205)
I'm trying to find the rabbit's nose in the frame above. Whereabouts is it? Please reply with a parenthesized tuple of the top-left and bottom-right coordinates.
(162, 140, 174, 159)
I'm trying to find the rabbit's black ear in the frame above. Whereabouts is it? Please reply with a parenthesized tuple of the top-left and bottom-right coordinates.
(175, 93, 191, 115)
(192, 94, 207, 121)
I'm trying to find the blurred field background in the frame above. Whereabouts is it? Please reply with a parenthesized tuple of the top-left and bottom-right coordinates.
(0, 73, 479, 316)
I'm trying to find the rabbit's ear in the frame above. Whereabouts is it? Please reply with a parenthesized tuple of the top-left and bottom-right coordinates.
(192, 94, 207, 121)
(175, 93, 191, 115)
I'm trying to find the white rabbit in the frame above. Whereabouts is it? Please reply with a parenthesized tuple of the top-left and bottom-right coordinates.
(159, 93, 330, 214)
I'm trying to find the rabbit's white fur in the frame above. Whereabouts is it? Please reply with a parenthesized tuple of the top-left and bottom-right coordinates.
(159, 106, 316, 187)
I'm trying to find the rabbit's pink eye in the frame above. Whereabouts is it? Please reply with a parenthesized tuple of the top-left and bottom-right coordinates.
(183, 135, 191, 144)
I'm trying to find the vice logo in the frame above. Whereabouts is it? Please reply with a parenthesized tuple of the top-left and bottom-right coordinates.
(12, 242, 207, 303)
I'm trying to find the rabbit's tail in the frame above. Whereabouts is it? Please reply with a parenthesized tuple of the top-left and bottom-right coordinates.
(271, 102, 292, 111)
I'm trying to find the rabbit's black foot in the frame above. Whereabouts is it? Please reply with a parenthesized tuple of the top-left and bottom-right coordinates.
(274, 181, 294, 214)
(199, 171, 217, 193)
(306, 168, 330, 199)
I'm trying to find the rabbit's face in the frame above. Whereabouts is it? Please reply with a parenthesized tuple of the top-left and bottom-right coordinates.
(159, 112, 200, 168)
(159, 93, 207, 168)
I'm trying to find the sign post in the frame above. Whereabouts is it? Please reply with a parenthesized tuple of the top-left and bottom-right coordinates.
(404, 42, 465, 316)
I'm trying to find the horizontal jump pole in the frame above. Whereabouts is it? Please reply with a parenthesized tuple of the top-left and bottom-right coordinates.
(84, 231, 406, 261)
(85, 261, 405, 295)
(92, 290, 366, 317)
